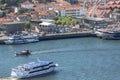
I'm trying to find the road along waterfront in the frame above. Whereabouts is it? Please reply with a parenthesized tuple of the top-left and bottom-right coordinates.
(0, 37, 120, 80)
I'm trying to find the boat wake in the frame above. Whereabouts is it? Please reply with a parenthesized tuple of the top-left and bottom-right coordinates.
(31, 48, 74, 54)
(1, 77, 17, 80)
(31, 48, 120, 54)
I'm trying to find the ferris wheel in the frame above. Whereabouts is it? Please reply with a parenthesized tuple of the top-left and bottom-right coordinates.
(83, 0, 107, 18)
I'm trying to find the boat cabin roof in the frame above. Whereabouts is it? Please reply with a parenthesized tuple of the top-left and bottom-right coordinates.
(19, 61, 51, 69)
(27, 61, 50, 67)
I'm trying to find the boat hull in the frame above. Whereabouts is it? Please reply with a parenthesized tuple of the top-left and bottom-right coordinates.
(95, 29, 120, 40)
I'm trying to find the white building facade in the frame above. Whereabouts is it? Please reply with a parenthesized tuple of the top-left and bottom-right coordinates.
(60, 9, 87, 18)
(55, 6, 87, 18)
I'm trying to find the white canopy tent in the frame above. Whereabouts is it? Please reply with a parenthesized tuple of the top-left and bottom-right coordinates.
(39, 22, 56, 26)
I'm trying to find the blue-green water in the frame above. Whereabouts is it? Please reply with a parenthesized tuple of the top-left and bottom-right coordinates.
(1, 37, 120, 80)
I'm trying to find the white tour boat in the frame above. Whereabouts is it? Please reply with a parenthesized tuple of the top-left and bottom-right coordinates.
(11, 60, 58, 78)
(4, 33, 39, 44)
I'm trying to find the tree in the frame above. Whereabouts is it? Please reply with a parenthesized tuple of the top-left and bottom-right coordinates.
(0, 0, 5, 4)
(71, 19, 79, 26)
(1, 3, 7, 9)
(114, 9, 120, 13)
(17, 9, 25, 14)
(24, 21, 31, 31)
(0, 11, 6, 18)
(55, 19, 61, 25)
(52, 16, 59, 21)
(54, 16, 79, 26)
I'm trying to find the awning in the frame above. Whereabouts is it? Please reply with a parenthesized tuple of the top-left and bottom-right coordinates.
(39, 22, 55, 26)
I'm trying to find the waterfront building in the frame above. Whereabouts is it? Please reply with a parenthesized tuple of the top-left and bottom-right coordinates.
(0, 22, 25, 34)
(38, 22, 56, 33)
(30, 19, 42, 33)
(54, 5, 87, 18)
(31, 19, 42, 27)
(81, 17, 112, 29)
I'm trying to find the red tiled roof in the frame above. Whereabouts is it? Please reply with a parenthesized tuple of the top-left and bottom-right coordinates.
(56, 0, 71, 5)
(55, 5, 82, 11)
(34, 7, 42, 12)
(31, 14, 41, 19)
(0, 18, 13, 23)
(18, 14, 27, 17)
(107, 1, 116, 5)
(34, 7, 55, 16)
(116, 1, 120, 4)
(7, 13, 16, 16)
(106, 1, 120, 8)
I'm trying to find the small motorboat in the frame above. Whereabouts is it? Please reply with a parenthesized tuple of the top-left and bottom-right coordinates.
(16, 49, 31, 56)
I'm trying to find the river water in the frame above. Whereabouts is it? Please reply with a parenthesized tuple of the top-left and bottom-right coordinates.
(0, 37, 120, 80)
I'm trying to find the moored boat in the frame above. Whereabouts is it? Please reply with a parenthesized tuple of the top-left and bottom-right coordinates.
(4, 33, 39, 44)
(11, 60, 58, 78)
(95, 28, 120, 40)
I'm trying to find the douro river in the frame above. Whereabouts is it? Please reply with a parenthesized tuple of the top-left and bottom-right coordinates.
(0, 37, 120, 80)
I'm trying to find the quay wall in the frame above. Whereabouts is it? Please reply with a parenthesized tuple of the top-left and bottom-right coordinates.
(39, 31, 95, 41)
(0, 31, 95, 44)
(0, 40, 5, 44)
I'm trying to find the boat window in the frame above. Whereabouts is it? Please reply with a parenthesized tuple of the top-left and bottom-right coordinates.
(32, 62, 53, 69)
(25, 67, 30, 71)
